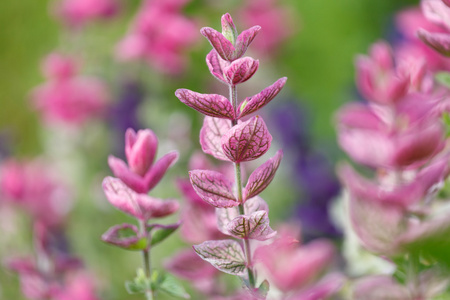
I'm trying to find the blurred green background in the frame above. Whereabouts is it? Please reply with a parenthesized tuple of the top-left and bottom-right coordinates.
(0, 0, 418, 299)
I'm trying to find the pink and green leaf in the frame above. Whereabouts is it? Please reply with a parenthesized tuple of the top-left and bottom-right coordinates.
(189, 170, 238, 208)
(244, 150, 283, 200)
(200, 27, 236, 61)
(221, 116, 272, 162)
(216, 196, 269, 234)
(224, 57, 259, 85)
(238, 77, 287, 119)
(226, 211, 276, 241)
(101, 223, 147, 251)
(175, 89, 235, 119)
(200, 116, 232, 161)
(206, 50, 229, 83)
(193, 240, 246, 276)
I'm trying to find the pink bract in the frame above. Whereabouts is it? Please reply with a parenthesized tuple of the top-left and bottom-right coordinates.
(102, 176, 179, 221)
(108, 128, 179, 193)
(54, 0, 119, 27)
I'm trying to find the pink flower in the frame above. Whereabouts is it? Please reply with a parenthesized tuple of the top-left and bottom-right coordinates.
(54, 0, 119, 27)
(31, 53, 109, 126)
(254, 227, 335, 293)
(116, 0, 198, 74)
(0, 159, 72, 226)
(238, 0, 296, 56)
(108, 128, 179, 193)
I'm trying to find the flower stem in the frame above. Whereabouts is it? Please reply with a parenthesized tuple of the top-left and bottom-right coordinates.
(230, 84, 256, 288)
(140, 220, 154, 300)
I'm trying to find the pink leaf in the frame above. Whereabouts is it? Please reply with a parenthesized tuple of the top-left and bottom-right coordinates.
(224, 57, 259, 85)
(221, 13, 238, 44)
(193, 239, 246, 276)
(102, 177, 179, 221)
(125, 128, 158, 176)
(144, 151, 179, 192)
(175, 89, 235, 119)
(206, 50, 229, 83)
(200, 116, 232, 161)
(244, 150, 283, 200)
(418, 29, 450, 57)
(238, 77, 287, 119)
(221, 116, 272, 163)
(101, 223, 147, 251)
(226, 211, 276, 241)
(200, 27, 236, 61)
(189, 170, 238, 208)
(235, 25, 261, 59)
(216, 196, 269, 234)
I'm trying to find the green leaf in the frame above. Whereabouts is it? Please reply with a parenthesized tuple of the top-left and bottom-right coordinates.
(125, 269, 150, 294)
(435, 72, 450, 88)
(158, 273, 190, 299)
(150, 223, 180, 247)
(257, 280, 270, 298)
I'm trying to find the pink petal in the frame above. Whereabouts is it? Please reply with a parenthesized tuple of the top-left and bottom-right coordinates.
(189, 170, 238, 208)
(221, 116, 272, 163)
(216, 196, 269, 235)
(108, 156, 146, 193)
(353, 276, 409, 299)
(418, 29, 450, 57)
(143, 151, 179, 192)
(286, 273, 345, 300)
(125, 128, 158, 176)
(200, 27, 236, 61)
(225, 210, 276, 241)
(235, 25, 261, 59)
(193, 239, 246, 276)
(206, 50, 229, 83)
(244, 150, 283, 200)
(238, 77, 287, 119)
(421, 0, 450, 30)
(200, 116, 232, 161)
(138, 195, 179, 220)
(336, 103, 386, 130)
(175, 89, 235, 119)
(224, 57, 259, 85)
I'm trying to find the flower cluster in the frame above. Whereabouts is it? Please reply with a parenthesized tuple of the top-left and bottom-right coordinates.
(101, 128, 187, 298)
(176, 13, 341, 299)
(116, 0, 199, 74)
(336, 3, 450, 295)
(31, 52, 109, 127)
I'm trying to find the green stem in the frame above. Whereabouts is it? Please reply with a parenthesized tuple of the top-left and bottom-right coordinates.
(407, 252, 421, 299)
(140, 220, 154, 300)
(230, 83, 256, 288)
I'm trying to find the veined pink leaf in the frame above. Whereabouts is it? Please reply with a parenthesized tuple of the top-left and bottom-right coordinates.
(175, 89, 235, 119)
(235, 26, 261, 59)
(206, 50, 229, 83)
(418, 29, 450, 57)
(103, 177, 179, 221)
(226, 211, 276, 241)
(189, 170, 238, 208)
(244, 150, 283, 200)
(200, 27, 236, 61)
(221, 116, 272, 163)
(144, 151, 179, 192)
(193, 239, 246, 276)
(101, 223, 147, 251)
(238, 77, 287, 119)
(224, 57, 259, 85)
(200, 116, 232, 161)
(216, 196, 269, 234)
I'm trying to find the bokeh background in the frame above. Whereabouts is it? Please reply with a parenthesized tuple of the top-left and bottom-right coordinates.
(0, 0, 419, 299)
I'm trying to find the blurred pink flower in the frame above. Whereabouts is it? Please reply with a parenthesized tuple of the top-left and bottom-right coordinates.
(54, 0, 120, 27)
(0, 159, 72, 226)
(31, 53, 109, 126)
(254, 226, 335, 293)
(238, 0, 296, 56)
(108, 128, 179, 193)
(116, 0, 198, 74)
